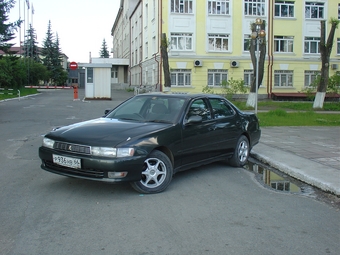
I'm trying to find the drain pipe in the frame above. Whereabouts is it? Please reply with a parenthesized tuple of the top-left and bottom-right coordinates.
(266, 0, 274, 98)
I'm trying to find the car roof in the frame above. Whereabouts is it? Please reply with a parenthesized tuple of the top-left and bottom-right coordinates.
(135, 92, 224, 100)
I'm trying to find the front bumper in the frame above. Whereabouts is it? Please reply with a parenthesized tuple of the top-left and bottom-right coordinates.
(39, 147, 146, 183)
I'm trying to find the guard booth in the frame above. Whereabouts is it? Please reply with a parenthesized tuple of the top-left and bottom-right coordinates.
(83, 63, 112, 100)
(83, 58, 129, 100)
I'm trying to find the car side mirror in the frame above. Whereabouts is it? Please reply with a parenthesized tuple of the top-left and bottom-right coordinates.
(185, 115, 202, 125)
(104, 109, 111, 115)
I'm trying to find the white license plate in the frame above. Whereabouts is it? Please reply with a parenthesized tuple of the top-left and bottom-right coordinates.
(53, 154, 81, 169)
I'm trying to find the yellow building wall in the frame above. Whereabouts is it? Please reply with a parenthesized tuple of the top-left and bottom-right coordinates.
(161, 0, 339, 95)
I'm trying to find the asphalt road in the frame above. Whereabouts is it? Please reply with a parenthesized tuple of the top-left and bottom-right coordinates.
(0, 89, 339, 255)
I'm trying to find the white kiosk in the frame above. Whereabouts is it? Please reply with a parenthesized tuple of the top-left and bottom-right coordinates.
(84, 58, 129, 100)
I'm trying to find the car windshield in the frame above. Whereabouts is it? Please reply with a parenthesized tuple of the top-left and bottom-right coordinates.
(106, 95, 186, 124)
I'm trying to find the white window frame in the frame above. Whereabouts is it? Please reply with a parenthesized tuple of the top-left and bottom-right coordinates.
(274, 36, 294, 53)
(171, 0, 193, 14)
(304, 37, 320, 54)
(305, 2, 324, 19)
(171, 33, 193, 51)
(274, 0, 294, 18)
(304, 71, 320, 87)
(244, 70, 254, 86)
(274, 70, 293, 87)
(208, 0, 230, 15)
(171, 69, 191, 86)
(208, 69, 228, 87)
(244, 0, 265, 16)
(208, 34, 229, 52)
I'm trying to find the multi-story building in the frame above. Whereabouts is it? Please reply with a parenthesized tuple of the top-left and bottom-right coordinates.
(111, 0, 340, 97)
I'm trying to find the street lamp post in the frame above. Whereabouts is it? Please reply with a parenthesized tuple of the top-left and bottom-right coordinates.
(251, 18, 266, 114)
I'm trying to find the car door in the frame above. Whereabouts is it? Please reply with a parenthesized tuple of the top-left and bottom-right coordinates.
(208, 98, 241, 156)
(179, 98, 220, 166)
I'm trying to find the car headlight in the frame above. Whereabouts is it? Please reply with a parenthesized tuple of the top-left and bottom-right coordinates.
(91, 147, 134, 158)
(42, 138, 55, 149)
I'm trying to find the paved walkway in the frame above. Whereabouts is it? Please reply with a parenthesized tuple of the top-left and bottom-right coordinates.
(251, 126, 340, 195)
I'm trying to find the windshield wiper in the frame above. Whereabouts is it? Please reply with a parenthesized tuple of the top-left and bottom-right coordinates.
(147, 119, 172, 124)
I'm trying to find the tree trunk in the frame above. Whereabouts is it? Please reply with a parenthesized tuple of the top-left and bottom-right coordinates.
(246, 21, 266, 108)
(161, 33, 171, 90)
(313, 19, 339, 109)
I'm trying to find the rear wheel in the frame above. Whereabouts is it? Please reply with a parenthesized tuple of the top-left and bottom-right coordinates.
(229, 135, 249, 167)
(130, 150, 173, 194)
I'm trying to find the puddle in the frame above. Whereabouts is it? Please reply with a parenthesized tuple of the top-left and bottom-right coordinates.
(245, 158, 315, 196)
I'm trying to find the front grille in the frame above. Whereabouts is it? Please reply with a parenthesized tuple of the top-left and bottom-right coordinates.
(44, 160, 104, 179)
(54, 142, 91, 155)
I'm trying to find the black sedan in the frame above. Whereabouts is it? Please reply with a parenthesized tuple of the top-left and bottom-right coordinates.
(39, 93, 261, 193)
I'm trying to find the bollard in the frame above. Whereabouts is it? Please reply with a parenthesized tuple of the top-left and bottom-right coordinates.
(73, 86, 79, 101)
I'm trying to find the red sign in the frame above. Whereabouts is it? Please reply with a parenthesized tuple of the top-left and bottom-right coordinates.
(69, 62, 78, 70)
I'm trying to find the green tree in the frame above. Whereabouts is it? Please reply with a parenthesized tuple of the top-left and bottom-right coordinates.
(22, 24, 40, 62)
(41, 20, 54, 82)
(0, 0, 22, 55)
(99, 38, 110, 58)
(0, 0, 23, 88)
(41, 21, 67, 85)
(51, 33, 67, 85)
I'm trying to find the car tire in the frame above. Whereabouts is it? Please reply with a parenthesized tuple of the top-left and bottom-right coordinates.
(130, 150, 173, 194)
(229, 135, 249, 167)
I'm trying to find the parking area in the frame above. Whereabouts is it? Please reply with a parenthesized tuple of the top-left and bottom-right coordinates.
(0, 89, 339, 255)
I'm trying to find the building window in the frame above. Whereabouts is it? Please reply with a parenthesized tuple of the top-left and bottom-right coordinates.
(275, 1, 294, 17)
(274, 70, 293, 87)
(243, 34, 251, 51)
(338, 4, 340, 19)
(208, 34, 229, 51)
(244, 0, 265, 16)
(305, 2, 324, 19)
(111, 67, 118, 78)
(208, 0, 230, 15)
(171, 69, 191, 86)
(87, 68, 93, 83)
(145, 42, 148, 59)
(274, 36, 294, 53)
(244, 70, 254, 86)
(304, 71, 320, 87)
(208, 69, 228, 86)
(171, 33, 193, 51)
(304, 37, 320, 54)
(171, 0, 193, 14)
(337, 38, 340, 55)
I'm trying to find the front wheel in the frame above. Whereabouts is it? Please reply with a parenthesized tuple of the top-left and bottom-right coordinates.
(130, 150, 173, 194)
(229, 135, 249, 167)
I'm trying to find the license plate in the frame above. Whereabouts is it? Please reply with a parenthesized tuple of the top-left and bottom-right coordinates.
(53, 154, 81, 169)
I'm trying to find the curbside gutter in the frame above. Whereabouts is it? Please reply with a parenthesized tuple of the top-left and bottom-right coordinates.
(251, 143, 340, 196)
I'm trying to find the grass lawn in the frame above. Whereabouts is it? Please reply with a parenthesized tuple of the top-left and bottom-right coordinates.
(0, 88, 38, 100)
(257, 109, 340, 127)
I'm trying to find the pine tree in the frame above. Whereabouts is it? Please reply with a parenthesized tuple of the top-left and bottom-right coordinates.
(51, 33, 67, 85)
(41, 20, 54, 75)
(22, 24, 40, 62)
(99, 38, 110, 58)
(0, 0, 22, 54)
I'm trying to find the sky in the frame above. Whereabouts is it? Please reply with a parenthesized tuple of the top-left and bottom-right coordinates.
(9, 0, 121, 63)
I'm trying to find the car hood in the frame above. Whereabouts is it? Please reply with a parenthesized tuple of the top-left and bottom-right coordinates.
(47, 118, 172, 146)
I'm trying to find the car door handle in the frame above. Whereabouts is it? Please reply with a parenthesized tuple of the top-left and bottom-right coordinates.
(215, 123, 228, 129)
